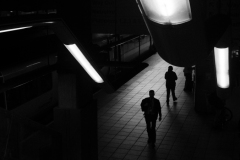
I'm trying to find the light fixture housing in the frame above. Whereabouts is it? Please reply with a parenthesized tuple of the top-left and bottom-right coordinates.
(138, 0, 192, 25)
(214, 47, 230, 89)
(64, 44, 104, 83)
(135, 0, 208, 67)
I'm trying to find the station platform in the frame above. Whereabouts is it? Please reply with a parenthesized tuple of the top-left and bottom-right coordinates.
(95, 53, 240, 160)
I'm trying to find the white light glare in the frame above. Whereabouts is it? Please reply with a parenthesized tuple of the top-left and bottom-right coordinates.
(154, 0, 175, 17)
(64, 44, 104, 83)
(139, 0, 191, 25)
(43, 22, 55, 24)
(0, 26, 32, 33)
(214, 47, 229, 88)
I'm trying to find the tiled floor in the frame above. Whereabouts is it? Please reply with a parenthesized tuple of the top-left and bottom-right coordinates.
(95, 53, 240, 160)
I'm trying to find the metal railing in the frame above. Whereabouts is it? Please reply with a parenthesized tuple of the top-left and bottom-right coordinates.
(100, 34, 152, 63)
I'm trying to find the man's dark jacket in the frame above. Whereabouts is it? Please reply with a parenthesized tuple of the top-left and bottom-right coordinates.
(165, 71, 178, 87)
(141, 97, 161, 118)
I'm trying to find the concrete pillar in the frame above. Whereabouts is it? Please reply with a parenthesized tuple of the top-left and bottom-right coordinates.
(54, 69, 98, 160)
(194, 53, 216, 113)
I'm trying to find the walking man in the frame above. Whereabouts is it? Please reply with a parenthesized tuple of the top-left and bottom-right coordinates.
(165, 66, 178, 104)
(141, 90, 162, 147)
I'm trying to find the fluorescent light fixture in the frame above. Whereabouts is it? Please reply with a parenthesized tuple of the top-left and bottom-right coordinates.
(0, 26, 32, 33)
(43, 22, 55, 24)
(64, 44, 104, 83)
(138, 0, 192, 25)
(214, 47, 229, 88)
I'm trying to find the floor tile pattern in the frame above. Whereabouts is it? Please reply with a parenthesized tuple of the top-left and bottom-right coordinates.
(95, 54, 240, 160)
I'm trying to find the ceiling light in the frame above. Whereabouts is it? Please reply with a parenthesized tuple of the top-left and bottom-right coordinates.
(137, 0, 192, 25)
(214, 47, 229, 88)
(64, 44, 104, 83)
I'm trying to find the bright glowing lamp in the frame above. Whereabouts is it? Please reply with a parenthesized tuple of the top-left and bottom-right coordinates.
(138, 0, 192, 25)
(0, 26, 32, 33)
(43, 22, 55, 24)
(214, 47, 229, 88)
(64, 44, 104, 83)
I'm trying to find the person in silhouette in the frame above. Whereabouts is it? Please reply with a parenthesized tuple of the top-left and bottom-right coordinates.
(165, 66, 178, 104)
(141, 90, 162, 147)
(183, 66, 193, 91)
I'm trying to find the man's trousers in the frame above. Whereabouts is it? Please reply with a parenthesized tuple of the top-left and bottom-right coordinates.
(145, 115, 157, 143)
(166, 85, 176, 102)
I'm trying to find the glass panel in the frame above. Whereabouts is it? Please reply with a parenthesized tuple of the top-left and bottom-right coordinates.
(6, 73, 52, 110)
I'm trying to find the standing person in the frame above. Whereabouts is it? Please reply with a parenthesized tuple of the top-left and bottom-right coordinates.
(141, 90, 162, 147)
(165, 66, 178, 104)
(183, 66, 193, 91)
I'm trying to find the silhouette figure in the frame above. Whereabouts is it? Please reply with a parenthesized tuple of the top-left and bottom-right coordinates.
(165, 66, 178, 104)
(141, 90, 162, 147)
(183, 66, 193, 91)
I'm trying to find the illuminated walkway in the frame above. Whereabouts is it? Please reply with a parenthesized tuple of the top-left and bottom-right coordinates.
(95, 53, 240, 160)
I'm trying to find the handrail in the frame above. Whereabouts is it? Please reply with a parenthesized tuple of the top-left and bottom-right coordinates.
(100, 35, 145, 51)
(0, 65, 57, 94)
(0, 17, 120, 93)
(0, 14, 59, 27)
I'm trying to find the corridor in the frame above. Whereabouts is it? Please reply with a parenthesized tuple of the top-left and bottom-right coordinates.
(95, 53, 240, 160)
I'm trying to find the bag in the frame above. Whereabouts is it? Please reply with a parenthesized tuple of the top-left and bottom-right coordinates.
(141, 99, 148, 112)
